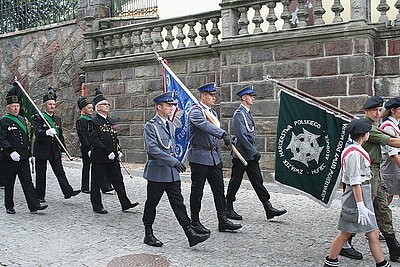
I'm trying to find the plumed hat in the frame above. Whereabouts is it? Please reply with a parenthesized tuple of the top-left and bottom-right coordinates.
(93, 88, 107, 106)
(77, 96, 92, 110)
(6, 82, 22, 105)
(43, 87, 57, 103)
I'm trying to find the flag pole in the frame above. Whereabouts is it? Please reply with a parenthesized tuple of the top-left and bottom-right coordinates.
(265, 75, 398, 138)
(154, 51, 248, 166)
(264, 75, 355, 120)
(14, 78, 73, 161)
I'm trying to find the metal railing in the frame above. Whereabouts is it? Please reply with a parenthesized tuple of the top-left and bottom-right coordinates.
(112, 0, 158, 17)
(0, 0, 77, 34)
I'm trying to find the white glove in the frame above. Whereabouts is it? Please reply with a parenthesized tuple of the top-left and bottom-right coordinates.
(88, 150, 91, 157)
(108, 152, 115, 160)
(118, 151, 123, 159)
(10, 151, 20, 162)
(45, 128, 57, 137)
(356, 201, 375, 226)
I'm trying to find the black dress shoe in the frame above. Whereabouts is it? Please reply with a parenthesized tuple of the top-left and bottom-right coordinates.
(102, 187, 114, 194)
(122, 202, 139, 211)
(37, 204, 48, 211)
(93, 208, 108, 214)
(339, 247, 363, 260)
(65, 190, 81, 199)
(226, 210, 243, 220)
(191, 222, 211, 234)
(144, 234, 163, 247)
(82, 189, 90, 194)
(6, 208, 16, 214)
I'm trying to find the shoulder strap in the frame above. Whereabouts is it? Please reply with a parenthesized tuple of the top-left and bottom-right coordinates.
(341, 145, 371, 168)
(2, 114, 27, 134)
(380, 121, 400, 136)
(42, 113, 60, 136)
(80, 115, 91, 121)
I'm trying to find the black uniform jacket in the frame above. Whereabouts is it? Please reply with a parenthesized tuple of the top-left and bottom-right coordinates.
(32, 113, 65, 160)
(76, 116, 92, 152)
(0, 114, 31, 161)
(89, 113, 120, 163)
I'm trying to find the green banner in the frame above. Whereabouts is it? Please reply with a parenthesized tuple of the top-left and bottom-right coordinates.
(275, 90, 350, 207)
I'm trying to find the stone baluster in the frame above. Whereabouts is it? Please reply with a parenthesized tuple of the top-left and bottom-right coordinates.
(396, 0, 400, 25)
(153, 26, 164, 51)
(133, 30, 143, 54)
(350, 0, 368, 21)
(252, 4, 263, 33)
(95, 37, 105, 58)
(297, 0, 309, 27)
(142, 28, 154, 52)
(210, 17, 221, 44)
(266, 0, 277, 32)
(198, 19, 209, 45)
(331, 0, 344, 23)
(122, 32, 133, 55)
(165, 25, 175, 50)
(313, 0, 326, 25)
(176, 23, 186, 48)
(238, 6, 250, 35)
(220, 0, 239, 37)
(113, 33, 123, 56)
(187, 21, 198, 47)
(84, 16, 95, 59)
(377, 0, 390, 23)
(104, 35, 113, 57)
(280, 0, 292, 30)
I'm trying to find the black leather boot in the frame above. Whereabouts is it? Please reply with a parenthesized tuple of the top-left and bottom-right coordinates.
(264, 200, 287, 220)
(226, 200, 243, 220)
(191, 213, 210, 234)
(217, 211, 242, 232)
(183, 224, 210, 247)
(385, 234, 400, 261)
(144, 226, 163, 247)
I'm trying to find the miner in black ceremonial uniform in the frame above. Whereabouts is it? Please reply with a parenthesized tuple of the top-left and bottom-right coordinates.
(0, 83, 48, 214)
(76, 96, 113, 194)
(33, 87, 80, 202)
(89, 88, 138, 214)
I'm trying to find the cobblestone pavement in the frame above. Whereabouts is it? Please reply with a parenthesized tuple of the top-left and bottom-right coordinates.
(1, 159, 400, 267)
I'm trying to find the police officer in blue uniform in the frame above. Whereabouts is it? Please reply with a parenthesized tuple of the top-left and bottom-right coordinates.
(142, 91, 210, 247)
(0, 84, 48, 214)
(33, 87, 80, 202)
(188, 83, 242, 233)
(76, 96, 113, 194)
(226, 85, 286, 221)
(89, 89, 138, 214)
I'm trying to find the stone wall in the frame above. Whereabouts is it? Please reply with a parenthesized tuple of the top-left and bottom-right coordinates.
(0, 21, 86, 155)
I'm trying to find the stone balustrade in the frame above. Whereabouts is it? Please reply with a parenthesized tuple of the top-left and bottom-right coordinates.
(84, 10, 221, 59)
(84, 0, 400, 60)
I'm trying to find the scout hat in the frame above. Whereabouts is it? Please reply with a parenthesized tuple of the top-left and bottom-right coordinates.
(363, 96, 384, 109)
(346, 118, 372, 137)
(384, 97, 400, 109)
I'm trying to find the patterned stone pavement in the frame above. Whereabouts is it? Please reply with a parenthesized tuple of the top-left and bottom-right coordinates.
(1, 159, 400, 267)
